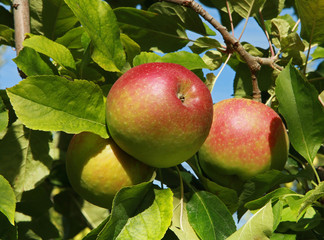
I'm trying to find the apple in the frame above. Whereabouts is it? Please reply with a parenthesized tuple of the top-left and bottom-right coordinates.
(66, 132, 154, 209)
(198, 98, 289, 188)
(106, 62, 213, 168)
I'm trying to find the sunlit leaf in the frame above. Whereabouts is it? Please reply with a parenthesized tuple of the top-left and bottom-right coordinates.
(65, 0, 126, 72)
(0, 175, 16, 225)
(169, 188, 200, 240)
(0, 96, 8, 134)
(162, 51, 209, 70)
(6, 76, 108, 138)
(0, 122, 52, 199)
(13, 47, 56, 77)
(97, 182, 173, 240)
(228, 201, 273, 240)
(23, 35, 76, 73)
(298, 181, 324, 217)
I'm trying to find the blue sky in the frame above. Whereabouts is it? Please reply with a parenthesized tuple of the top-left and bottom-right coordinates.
(0, 5, 296, 104)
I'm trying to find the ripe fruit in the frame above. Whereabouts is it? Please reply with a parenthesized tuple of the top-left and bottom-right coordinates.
(66, 132, 154, 209)
(106, 62, 213, 168)
(198, 98, 289, 187)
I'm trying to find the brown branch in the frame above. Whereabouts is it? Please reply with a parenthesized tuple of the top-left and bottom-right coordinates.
(13, 0, 30, 78)
(163, 0, 281, 102)
(13, 0, 30, 55)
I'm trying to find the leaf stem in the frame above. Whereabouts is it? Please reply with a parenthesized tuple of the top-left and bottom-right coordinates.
(175, 165, 184, 231)
(310, 162, 321, 185)
(303, 19, 316, 75)
(258, 9, 275, 57)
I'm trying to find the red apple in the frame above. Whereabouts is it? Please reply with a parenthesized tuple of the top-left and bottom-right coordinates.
(198, 98, 289, 187)
(106, 62, 213, 168)
(66, 132, 154, 209)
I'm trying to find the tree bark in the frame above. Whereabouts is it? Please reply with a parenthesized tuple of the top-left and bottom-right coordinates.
(13, 0, 30, 55)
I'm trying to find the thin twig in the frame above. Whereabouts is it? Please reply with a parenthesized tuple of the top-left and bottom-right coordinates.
(258, 9, 275, 57)
(304, 20, 316, 75)
(291, 19, 301, 32)
(225, 0, 234, 36)
(213, 53, 232, 91)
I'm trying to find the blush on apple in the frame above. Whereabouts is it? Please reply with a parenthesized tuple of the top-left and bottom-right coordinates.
(66, 132, 154, 209)
(198, 98, 289, 187)
(106, 62, 213, 168)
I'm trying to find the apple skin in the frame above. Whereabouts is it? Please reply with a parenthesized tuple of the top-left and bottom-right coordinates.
(106, 62, 213, 168)
(66, 132, 154, 209)
(198, 98, 289, 187)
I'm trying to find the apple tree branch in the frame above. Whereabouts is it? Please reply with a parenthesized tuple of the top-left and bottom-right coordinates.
(13, 0, 30, 78)
(162, 0, 282, 102)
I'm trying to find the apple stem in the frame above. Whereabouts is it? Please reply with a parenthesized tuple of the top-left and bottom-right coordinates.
(175, 165, 184, 231)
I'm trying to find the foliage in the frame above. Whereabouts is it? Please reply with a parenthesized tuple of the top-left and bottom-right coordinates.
(0, 0, 324, 239)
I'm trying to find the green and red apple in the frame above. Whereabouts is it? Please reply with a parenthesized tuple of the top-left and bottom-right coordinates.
(66, 132, 154, 209)
(106, 62, 213, 168)
(198, 98, 289, 188)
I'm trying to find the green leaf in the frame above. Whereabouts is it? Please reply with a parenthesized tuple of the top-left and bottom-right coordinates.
(13, 47, 56, 77)
(23, 35, 76, 72)
(133, 52, 162, 67)
(295, 0, 324, 44)
(259, 0, 285, 20)
(202, 50, 223, 70)
(297, 181, 324, 217)
(311, 46, 324, 60)
(238, 170, 295, 218)
(189, 37, 221, 54)
(0, 122, 52, 199)
(0, 175, 16, 225)
(0, 24, 14, 46)
(233, 63, 253, 98)
(120, 33, 141, 64)
(169, 188, 200, 240)
(228, 201, 273, 240)
(187, 191, 236, 240)
(114, 7, 189, 53)
(245, 188, 297, 210)
(0, 96, 8, 134)
(97, 182, 173, 240)
(6, 76, 108, 138)
(275, 63, 324, 164)
(188, 157, 239, 214)
(149, 2, 215, 36)
(229, 0, 266, 18)
(278, 204, 321, 232)
(161, 51, 209, 70)
(55, 26, 85, 49)
(270, 233, 296, 240)
(29, 0, 78, 39)
(115, 188, 173, 240)
(65, 0, 126, 72)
